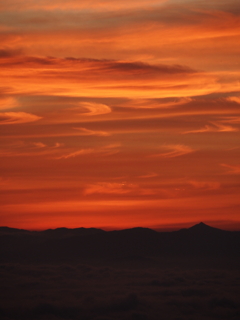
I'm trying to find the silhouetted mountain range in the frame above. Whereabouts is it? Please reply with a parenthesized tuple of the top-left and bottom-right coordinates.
(1, 223, 240, 263)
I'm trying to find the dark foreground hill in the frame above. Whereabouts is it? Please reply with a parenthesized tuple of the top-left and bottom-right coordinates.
(1, 223, 240, 320)
(1, 222, 240, 263)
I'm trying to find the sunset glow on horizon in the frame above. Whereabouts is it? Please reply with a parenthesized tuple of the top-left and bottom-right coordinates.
(1, 0, 240, 231)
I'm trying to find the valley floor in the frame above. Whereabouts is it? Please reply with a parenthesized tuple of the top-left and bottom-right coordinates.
(1, 258, 240, 320)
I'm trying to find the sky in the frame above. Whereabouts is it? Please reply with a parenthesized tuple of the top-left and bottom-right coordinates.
(0, 0, 240, 231)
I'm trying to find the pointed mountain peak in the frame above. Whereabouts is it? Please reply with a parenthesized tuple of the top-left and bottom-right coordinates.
(195, 222, 207, 227)
(189, 222, 211, 229)
(188, 222, 223, 233)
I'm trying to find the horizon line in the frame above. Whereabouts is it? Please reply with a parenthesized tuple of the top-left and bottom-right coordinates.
(1, 221, 240, 232)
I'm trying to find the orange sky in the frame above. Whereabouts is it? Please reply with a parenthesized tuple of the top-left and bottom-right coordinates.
(0, 0, 240, 230)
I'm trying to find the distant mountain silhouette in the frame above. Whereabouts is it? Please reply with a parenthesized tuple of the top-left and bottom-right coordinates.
(188, 222, 225, 233)
(0, 226, 31, 234)
(1, 223, 240, 263)
(42, 227, 105, 238)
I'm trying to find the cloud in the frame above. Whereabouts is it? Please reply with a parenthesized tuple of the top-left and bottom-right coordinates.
(57, 144, 120, 159)
(0, 112, 42, 124)
(0, 97, 19, 110)
(138, 173, 159, 179)
(73, 127, 110, 136)
(1, 55, 58, 67)
(124, 97, 191, 109)
(0, 141, 65, 158)
(219, 116, 240, 124)
(84, 182, 155, 196)
(96, 60, 195, 75)
(150, 144, 194, 158)
(84, 182, 137, 195)
(0, 54, 219, 99)
(57, 148, 94, 159)
(184, 121, 238, 133)
(31, 142, 62, 149)
(0, 49, 21, 58)
(226, 96, 240, 104)
(32, 142, 47, 148)
(221, 164, 240, 174)
(1, 55, 195, 76)
(0, 0, 166, 11)
(189, 180, 220, 190)
(78, 102, 112, 116)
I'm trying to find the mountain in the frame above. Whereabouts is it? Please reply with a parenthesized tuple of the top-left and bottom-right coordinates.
(188, 222, 226, 233)
(0, 223, 240, 263)
(0, 226, 31, 234)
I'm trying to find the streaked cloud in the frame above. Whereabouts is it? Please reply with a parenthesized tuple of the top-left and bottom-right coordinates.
(0, 141, 64, 158)
(84, 182, 137, 195)
(57, 143, 120, 160)
(73, 127, 110, 136)
(0, 97, 19, 110)
(56, 148, 94, 159)
(150, 144, 194, 158)
(184, 121, 238, 134)
(123, 97, 191, 109)
(226, 96, 240, 104)
(32, 142, 47, 148)
(220, 116, 240, 124)
(77, 102, 112, 116)
(221, 164, 240, 175)
(0, 112, 42, 124)
(189, 180, 220, 190)
(138, 173, 159, 179)
(1, 55, 219, 99)
(0, 0, 166, 11)
(84, 182, 156, 196)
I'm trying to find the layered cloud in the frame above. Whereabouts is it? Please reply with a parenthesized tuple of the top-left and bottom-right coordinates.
(73, 127, 110, 136)
(73, 102, 112, 116)
(184, 121, 238, 134)
(57, 143, 120, 160)
(0, 97, 19, 110)
(150, 144, 195, 158)
(0, 112, 42, 124)
(221, 164, 240, 175)
(0, 0, 166, 11)
(1, 56, 213, 99)
(0, 0, 240, 230)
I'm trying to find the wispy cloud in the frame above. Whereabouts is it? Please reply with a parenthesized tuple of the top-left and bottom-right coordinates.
(32, 142, 47, 148)
(226, 96, 240, 104)
(0, 112, 42, 124)
(0, 141, 64, 158)
(56, 148, 94, 159)
(124, 97, 191, 109)
(0, 97, 19, 110)
(31, 142, 62, 149)
(73, 127, 110, 136)
(57, 144, 120, 159)
(138, 173, 159, 179)
(189, 180, 220, 190)
(0, 0, 165, 11)
(221, 163, 240, 174)
(1, 55, 214, 99)
(183, 121, 238, 134)
(78, 102, 112, 116)
(150, 144, 194, 158)
(219, 116, 240, 124)
(84, 181, 155, 196)
(84, 182, 135, 195)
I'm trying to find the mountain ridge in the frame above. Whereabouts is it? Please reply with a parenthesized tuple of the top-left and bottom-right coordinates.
(1, 222, 240, 263)
(0, 222, 237, 234)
